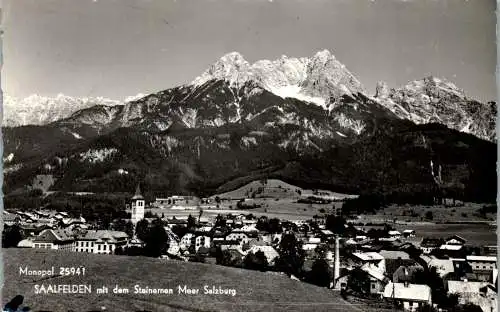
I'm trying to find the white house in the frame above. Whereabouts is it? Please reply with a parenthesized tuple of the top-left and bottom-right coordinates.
(383, 282, 432, 311)
(195, 236, 211, 252)
(448, 281, 497, 312)
(466, 256, 497, 272)
(388, 230, 402, 238)
(226, 232, 249, 243)
(248, 245, 280, 266)
(180, 233, 195, 250)
(74, 230, 128, 254)
(32, 229, 74, 251)
(403, 230, 416, 238)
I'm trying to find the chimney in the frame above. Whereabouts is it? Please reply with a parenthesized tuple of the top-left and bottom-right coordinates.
(404, 281, 409, 288)
(334, 235, 340, 289)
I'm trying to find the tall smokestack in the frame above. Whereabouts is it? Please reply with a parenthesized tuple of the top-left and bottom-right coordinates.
(334, 235, 340, 289)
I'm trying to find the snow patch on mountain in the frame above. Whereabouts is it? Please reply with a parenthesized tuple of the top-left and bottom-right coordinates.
(124, 93, 148, 103)
(70, 131, 83, 139)
(269, 85, 326, 107)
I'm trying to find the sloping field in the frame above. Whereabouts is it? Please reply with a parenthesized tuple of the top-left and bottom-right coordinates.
(214, 179, 357, 200)
(2, 248, 359, 312)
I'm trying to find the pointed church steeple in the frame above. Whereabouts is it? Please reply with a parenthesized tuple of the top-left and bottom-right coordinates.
(132, 183, 144, 200)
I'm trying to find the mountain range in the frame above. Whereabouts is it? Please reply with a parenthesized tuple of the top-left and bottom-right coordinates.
(2, 50, 496, 203)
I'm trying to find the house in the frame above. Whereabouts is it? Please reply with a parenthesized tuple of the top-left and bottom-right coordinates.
(32, 229, 74, 251)
(248, 245, 279, 266)
(235, 225, 259, 237)
(180, 233, 196, 250)
(355, 235, 368, 242)
(350, 252, 386, 273)
(226, 232, 249, 242)
(467, 256, 497, 272)
(195, 236, 211, 252)
(319, 229, 335, 240)
(362, 264, 390, 294)
(420, 256, 460, 278)
(388, 231, 402, 239)
(379, 250, 410, 260)
(74, 230, 128, 254)
(383, 282, 432, 311)
(402, 230, 416, 238)
(302, 243, 319, 251)
(335, 266, 389, 295)
(439, 244, 465, 258)
(308, 237, 322, 244)
(420, 238, 444, 254)
(17, 239, 34, 248)
(447, 281, 498, 312)
(385, 258, 423, 282)
(392, 265, 423, 283)
(483, 245, 498, 257)
(445, 235, 467, 246)
(4, 211, 20, 226)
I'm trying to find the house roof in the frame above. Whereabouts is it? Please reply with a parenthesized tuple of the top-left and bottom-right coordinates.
(426, 258, 456, 277)
(446, 235, 467, 243)
(78, 230, 128, 243)
(17, 239, 34, 248)
(4, 212, 19, 222)
(379, 250, 410, 260)
(302, 243, 318, 251)
(353, 252, 384, 261)
(447, 281, 495, 295)
(440, 244, 463, 251)
(248, 238, 267, 247)
(320, 230, 334, 236)
(383, 282, 432, 302)
(388, 231, 401, 236)
(132, 184, 144, 200)
(361, 264, 387, 282)
(386, 259, 421, 277)
(249, 245, 279, 263)
(421, 238, 444, 247)
(33, 229, 74, 243)
(309, 237, 321, 244)
(466, 256, 497, 262)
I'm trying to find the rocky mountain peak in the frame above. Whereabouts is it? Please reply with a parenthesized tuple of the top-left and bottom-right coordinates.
(375, 81, 390, 99)
(191, 50, 365, 109)
(192, 52, 252, 87)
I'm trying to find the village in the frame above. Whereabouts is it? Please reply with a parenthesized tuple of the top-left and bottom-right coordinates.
(2, 184, 497, 312)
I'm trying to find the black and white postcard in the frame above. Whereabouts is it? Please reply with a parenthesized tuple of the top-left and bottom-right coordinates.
(1, 0, 497, 311)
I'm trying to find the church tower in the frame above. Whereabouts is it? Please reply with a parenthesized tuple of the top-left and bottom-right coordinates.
(130, 184, 145, 225)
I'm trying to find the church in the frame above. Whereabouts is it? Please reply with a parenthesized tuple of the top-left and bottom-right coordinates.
(130, 184, 145, 225)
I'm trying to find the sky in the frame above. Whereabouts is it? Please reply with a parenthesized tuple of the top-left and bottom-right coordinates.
(1, 0, 497, 102)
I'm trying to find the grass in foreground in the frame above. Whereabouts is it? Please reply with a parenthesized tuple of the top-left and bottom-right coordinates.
(3, 248, 359, 312)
